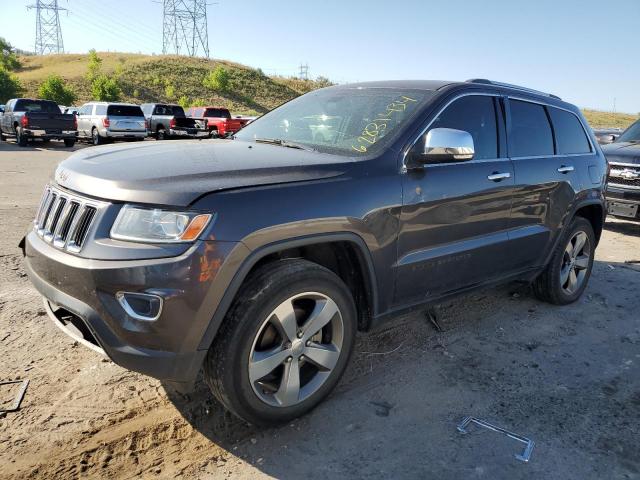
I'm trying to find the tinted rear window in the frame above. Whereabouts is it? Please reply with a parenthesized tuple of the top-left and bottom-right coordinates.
(14, 100, 59, 113)
(204, 108, 231, 119)
(107, 105, 144, 117)
(509, 100, 554, 157)
(548, 108, 591, 154)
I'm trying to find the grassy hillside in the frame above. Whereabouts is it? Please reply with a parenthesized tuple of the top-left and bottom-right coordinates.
(15, 52, 330, 115)
(14, 53, 640, 127)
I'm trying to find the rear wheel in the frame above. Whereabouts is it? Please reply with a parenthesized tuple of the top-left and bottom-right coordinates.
(156, 127, 166, 140)
(91, 128, 103, 146)
(64, 138, 76, 148)
(204, 259, 357, 426)
(16, 127, 28, 147)
(533, 216, 595, 305)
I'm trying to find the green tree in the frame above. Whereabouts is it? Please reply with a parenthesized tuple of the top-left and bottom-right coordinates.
(0, 37, 21, 71)
(177, 95, 189, 108)
(86, 49, 102, 81)
(0, 67, 22, 103)
(203, 66, 230, 92)
(38, 75, 76, 105)
(91, 75, 121, 101)
(165, 84, 175, 99)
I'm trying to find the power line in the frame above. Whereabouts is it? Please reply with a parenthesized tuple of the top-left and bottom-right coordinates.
(27, 0, 66, 54)
(162, 0, 210, 58)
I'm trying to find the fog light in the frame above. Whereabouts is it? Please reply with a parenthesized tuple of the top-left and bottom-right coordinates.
(116, 292, 163, 321)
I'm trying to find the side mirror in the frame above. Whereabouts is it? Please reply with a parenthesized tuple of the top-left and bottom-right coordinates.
(407, 127, 475, 167)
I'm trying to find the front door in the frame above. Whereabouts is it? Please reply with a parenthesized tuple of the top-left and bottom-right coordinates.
(395, 94, 515, 306)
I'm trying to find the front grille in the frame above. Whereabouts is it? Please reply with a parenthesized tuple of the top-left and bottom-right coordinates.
(34, 185, 105, 253)
(609, 176, 640, 188)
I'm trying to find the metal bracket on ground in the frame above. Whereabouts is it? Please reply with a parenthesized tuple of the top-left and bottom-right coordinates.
(457, 416, 535, 463)
(0, 379, 30, 413)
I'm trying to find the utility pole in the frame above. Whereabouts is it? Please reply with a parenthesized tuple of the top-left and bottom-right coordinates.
(27, 0, 66, 55)
(162, 0, 210, 58)
(299, 63, 309, 80)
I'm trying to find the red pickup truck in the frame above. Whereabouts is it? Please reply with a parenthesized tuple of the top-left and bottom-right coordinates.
(185, 107, 248, 137)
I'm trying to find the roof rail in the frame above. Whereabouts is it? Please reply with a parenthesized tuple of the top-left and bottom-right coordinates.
(466, 79, 562, 100)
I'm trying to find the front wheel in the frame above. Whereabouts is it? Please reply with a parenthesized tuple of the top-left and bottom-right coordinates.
(533, 216, 596, 305)
(204, 259, 357, 426)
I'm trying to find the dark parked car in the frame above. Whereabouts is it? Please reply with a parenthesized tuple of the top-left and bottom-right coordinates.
(141, 103, 209, 140)
(593, 128, 622, 145)
(0, 98, 77, 147)
(23, 79, 606, 425)
(602, 120, 640, 221)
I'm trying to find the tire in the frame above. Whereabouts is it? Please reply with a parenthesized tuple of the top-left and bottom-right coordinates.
(16, 127, 28, 147)
(0, 130, 4, 142)
(156, 128, 166, 140)
(204, 258, 357, 426)
(91, 128, 103, 146)
(64, 138, 76, 148)
(210, 129, 219, 138)
(533, 216, 595, 305)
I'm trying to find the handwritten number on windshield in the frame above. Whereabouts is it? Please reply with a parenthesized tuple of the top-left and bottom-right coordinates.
(351, 96, 417, 153)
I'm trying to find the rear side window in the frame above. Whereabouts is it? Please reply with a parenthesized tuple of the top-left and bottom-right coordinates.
(204, 108, 231, 119)
(509, 100, 554, 157)
(95, 105, 107, 115)
(107, 105, 144, 117)
(429, 95, 498, 160)
(548, 108, 591, 154)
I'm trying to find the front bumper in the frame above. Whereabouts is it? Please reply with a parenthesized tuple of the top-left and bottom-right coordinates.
(606, 185, 640, 220)
(24, 231, 246, 382)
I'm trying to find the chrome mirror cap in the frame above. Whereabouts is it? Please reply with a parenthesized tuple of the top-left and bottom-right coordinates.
(424, 127, 475, 161)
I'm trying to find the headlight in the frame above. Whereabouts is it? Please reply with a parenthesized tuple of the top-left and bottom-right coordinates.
(110, 205, 212, 243)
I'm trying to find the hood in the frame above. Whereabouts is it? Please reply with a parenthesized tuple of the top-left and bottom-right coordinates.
(601, 141, 640, 165)
(54, 140, 348, 206)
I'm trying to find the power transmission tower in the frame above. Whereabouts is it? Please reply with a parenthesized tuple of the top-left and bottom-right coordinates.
(299, 63, 309, 80)
(162, 0, 210, 58)
(27, 0, 66, 55)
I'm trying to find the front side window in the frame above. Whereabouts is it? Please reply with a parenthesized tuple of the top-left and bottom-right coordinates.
(236, 87, 433, 156)
(427, 95, 498, 160)
(617, 120, 640, 143)
(548, 107, 591, 154)
(509, 100, 554, 157)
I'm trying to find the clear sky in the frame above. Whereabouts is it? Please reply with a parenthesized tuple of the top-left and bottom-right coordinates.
(1, 0, 638, 113)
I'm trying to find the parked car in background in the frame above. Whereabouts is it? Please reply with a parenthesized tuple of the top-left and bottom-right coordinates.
(593, 128, 622, 145)
(23, 79, 606, 426)
(77, 102, 147, 145)
(141, 103, 209, 140)
(186, 106, 248, 137)
(64, 106, 80, 116)
(0, 98, 77, 147)
(602, 120, 640, 221)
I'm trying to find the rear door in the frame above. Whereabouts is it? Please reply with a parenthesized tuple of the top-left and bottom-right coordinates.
(107, 105, 146, 133)
(395, 93, 515, 305)
(506, 98, 587, 269)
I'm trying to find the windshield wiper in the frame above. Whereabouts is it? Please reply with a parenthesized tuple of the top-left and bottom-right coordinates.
(254, 137, 315, 151)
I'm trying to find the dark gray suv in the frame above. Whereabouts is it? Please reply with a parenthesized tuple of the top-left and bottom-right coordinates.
(22, 79, 607, 425)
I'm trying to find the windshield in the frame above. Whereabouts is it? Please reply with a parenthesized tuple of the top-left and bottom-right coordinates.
(235, 87, 434, 156)
(616, 120, 640, 143)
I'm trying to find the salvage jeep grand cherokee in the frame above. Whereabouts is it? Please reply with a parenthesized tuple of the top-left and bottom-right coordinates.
(22, 79, 607, 425)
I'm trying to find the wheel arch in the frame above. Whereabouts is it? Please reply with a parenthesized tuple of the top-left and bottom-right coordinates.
(572, 200, 605, 245)
(197, 233, 379, 351)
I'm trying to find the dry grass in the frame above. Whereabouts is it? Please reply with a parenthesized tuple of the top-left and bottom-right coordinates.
(582, 109, 638, 129)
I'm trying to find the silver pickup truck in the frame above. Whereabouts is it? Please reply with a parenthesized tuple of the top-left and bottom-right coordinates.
(141, 103, 209, 140)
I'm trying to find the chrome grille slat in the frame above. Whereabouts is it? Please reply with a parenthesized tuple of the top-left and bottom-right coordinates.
(33, 185, 106, 253)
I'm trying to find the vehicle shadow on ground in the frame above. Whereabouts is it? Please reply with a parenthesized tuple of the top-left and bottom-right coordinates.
(0, 139, 87, 152)
(604, 219, 640, 237)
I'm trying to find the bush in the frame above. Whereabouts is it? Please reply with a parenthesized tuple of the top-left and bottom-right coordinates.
(203, 66, 230, 92)
(177, 95, 189, 108)
(165, 84, 175, 99)
(38, 75, 76, 105)
(0, 67, 22, 103)
(0, 37, 21, 71)
(86, 49, 102, 81)
(91, 75, 121, 101)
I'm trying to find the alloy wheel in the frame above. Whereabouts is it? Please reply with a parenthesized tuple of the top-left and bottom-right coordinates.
(248, 292, 344, 407)
(560, 231, 591, 295)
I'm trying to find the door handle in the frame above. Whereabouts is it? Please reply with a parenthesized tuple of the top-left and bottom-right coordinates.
(557, 165, 574, 174)
(487, 172, 511, 182)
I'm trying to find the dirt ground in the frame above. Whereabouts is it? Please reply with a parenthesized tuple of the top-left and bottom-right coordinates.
(1, 140, 639, 480)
